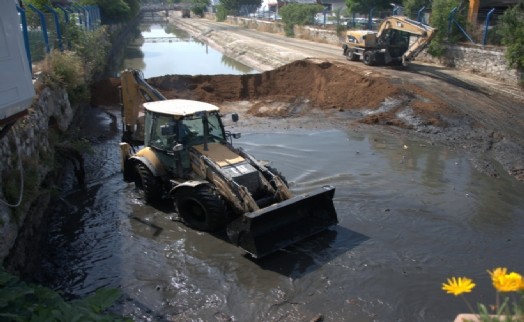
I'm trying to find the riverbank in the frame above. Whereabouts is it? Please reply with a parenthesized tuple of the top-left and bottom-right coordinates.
(153, 13, 524, 182)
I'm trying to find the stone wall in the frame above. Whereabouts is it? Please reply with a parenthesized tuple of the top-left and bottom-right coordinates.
(0, 85, 74, 264)
(222, 15, 521, 86)
(417, 44, 522, 85)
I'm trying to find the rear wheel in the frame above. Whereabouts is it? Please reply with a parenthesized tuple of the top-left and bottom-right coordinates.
(174, 185, 229, 231)
(363, 51, 375, 66)
(134, 163, 161, 204)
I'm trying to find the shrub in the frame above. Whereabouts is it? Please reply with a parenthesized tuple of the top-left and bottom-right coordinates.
(41, 50, 88, 105)
(280, 3, 325, 37)
(428, 0, 467, 57)
(216, 4, 228, 22)
(497, 1, 524, 71)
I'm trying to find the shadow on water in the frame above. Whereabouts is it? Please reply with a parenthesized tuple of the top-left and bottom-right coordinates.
(249, 227, 369, 278)
(130, 195, 364, 278)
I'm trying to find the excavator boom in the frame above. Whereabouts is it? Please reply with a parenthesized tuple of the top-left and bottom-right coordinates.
(376, 16, 437, 64)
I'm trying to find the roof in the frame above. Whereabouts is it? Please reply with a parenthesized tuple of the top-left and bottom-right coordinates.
(143, 99, 220, 116)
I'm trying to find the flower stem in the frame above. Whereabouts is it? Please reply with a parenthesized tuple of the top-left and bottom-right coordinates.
(461, 294, 476, 315)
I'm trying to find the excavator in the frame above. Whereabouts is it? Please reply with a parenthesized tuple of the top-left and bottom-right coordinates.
(118, 70, 338, 258)
(342, 16, 437, 66)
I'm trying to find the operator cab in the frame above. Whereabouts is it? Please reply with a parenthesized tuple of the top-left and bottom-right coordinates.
(143, 99, 229, 151)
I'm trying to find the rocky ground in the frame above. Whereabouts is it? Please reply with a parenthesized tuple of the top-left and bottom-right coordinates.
(91, 14, 524, 181)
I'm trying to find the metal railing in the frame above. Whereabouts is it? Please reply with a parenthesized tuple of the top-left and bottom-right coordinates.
(16, 3, 101, 74)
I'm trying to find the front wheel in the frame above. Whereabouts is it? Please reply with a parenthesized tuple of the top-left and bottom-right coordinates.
(363, 51, 375, 66)
(174, 185, 229, 232)
(134, 163, 161, 204)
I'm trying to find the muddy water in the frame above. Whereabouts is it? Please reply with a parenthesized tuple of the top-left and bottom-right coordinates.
(111, 23, 255, 78)
(38, 106, 524, 322)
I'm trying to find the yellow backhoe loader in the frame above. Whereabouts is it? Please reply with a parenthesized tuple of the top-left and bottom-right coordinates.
(118, 70, 338, 258)
(342, 16, 437, 66)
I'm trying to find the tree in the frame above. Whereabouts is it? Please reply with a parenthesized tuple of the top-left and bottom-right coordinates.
(78, 0, 140, 24)
(219, 0, 262, 15)
(23, 0, 51, 10)
(280, 3, 325, 36)
(427, 0, 466, 57)
(345, 0, 391, 14)
(191, 0, 210, 16)
(498, 1, 524, 72)
(402, 0, 429, 18)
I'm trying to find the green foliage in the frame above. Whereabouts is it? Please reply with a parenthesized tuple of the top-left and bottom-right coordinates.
(345, 0, 391, 14)
(427, 0, 465, 57)
(0, 268, 129, 322)
(192, 0, 210, 17)
(497, 1, 524, 71)
(23, 0, 52, 10)
(215, 4, 228, 21)
(71, 26, 111, 80)
(280, 4, 325, 37)
(219, 0, 262, 14)
(78, 0, 140, 24)
(42, 50, 88, 104)
(403, 0, 428, 18)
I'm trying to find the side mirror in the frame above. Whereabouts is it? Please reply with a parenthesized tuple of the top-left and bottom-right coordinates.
(173, 143, 184, 152)
(231, 113, 239, 122)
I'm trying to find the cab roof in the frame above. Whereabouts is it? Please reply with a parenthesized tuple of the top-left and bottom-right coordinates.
(143, 99, 220, 116)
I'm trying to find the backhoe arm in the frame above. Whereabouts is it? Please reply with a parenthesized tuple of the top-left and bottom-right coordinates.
(120, 70, 166, 144)
(377, 16, 437, 65)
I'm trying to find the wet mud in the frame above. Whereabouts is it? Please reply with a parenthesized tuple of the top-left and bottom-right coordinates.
(36, 104, 524, 322)
(91, 59, 522, 181)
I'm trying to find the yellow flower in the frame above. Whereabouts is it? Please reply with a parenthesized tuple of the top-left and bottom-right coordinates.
(489, 267, 524, 292)
(488, 267, 508, 281)
(442, 277, 476, 296)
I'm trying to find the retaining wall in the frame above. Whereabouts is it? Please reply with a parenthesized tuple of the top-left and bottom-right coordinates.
(0, 85, 74, 265)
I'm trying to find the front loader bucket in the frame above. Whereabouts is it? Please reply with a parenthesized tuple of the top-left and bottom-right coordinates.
(226, 185, 338, 258)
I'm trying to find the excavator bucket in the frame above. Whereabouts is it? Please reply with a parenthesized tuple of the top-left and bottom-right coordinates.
(226, 185, 338, 258)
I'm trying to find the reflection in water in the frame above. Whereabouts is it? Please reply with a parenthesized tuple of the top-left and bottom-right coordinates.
(111, 23, 255, 78)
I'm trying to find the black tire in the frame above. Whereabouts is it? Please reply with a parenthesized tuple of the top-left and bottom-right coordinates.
(363, 51, 375, 66)
(174, 185, 229, 232)
(346, 48, 359, 62)
(134, 163, 161, 204)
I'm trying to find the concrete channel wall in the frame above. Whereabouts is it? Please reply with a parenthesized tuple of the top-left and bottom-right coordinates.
(224, 15, 522, 85)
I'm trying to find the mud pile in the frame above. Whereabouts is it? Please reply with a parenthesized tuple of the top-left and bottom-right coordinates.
(91, 59, 453, 128)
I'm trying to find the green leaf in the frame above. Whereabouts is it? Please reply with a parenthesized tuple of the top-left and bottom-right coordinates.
(79, 288, 121, 313)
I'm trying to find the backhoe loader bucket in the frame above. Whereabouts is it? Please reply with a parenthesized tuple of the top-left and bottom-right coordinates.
(226, 185, 338, 258)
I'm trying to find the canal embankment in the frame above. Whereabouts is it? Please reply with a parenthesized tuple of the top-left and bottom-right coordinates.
(178, 12, 522, 85)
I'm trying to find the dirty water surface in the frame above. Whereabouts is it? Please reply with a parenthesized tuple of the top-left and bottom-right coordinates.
(37, 106, 524, 322)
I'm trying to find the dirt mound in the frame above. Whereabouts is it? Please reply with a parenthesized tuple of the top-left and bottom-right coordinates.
(91, 59, 454, 127)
